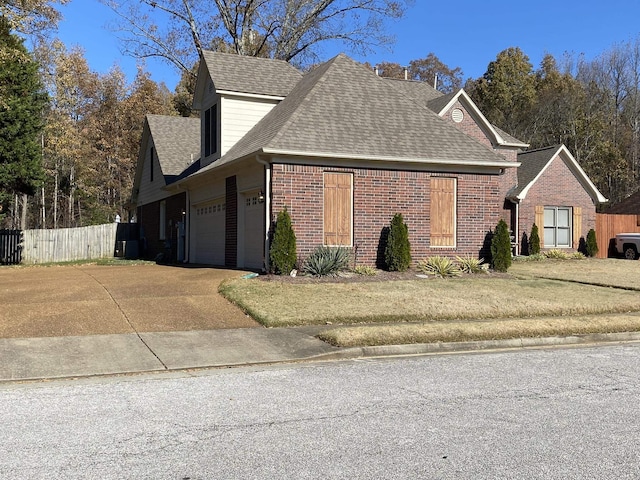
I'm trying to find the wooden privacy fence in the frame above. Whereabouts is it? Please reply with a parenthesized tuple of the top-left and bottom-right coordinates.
(0, 229, 22, 265)
(21, 223, 119, 264)
(595, 213, 640, 258)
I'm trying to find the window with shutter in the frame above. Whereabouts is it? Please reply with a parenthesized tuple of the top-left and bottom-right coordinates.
(430, 177, 456, 248)
(323, 172, 352, 246)
(543, 206, 572, 248)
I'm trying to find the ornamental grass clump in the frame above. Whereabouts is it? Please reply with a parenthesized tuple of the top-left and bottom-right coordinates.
(303, 246, 350, 276)
(455, 255, 486, 274)
(544, 249, 569, 259)
(417, 256, 461, 278)
(353, 265, 378, 276)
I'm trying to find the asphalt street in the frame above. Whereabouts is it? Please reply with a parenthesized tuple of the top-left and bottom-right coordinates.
(2, 343, 640, 479)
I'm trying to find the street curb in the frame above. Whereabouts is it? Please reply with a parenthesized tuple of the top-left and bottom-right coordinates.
(305, 331, 640, 361)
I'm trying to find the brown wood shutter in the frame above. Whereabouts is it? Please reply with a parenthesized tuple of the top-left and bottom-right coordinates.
(535, 205, 544, 229)
(430, 178, 456, 247)
(323, 172, 352, 246)
(573, 206, 582, 249)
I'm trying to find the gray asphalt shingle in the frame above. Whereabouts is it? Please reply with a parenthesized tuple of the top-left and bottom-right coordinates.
(146, 115, 201, 177)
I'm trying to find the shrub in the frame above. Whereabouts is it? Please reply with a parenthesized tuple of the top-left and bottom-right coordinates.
(303, 246, 350, 276)
(353, 265, 378, 276)
(514, 253, 546, 262)
(269, 208, 297, 274)
(570, 252, 586, 259)
(490, 219, 512, 272)
(384, 213, 411, 271)
(529, 223, 541, 255)
(417, 256, 461, 278)
(544, 249, 569, 259)
(586, 229, 598, 257)
(456, 255, 486, 274)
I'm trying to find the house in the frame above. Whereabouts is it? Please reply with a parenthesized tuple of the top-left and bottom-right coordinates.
(131, 51, 607, 269)
(606, 190, 640, 215)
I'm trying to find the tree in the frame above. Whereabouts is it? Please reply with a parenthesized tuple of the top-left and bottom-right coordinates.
(0, 0, 68, 36)
(467, 47, 536, 139)
(490, 219, 512, 272)
(103, 0, 411, 77)
(269, 207, 297, 274)
(374, 53, 463, 93)
(0, 16, 48, 227)
(384, 213, 411, 271)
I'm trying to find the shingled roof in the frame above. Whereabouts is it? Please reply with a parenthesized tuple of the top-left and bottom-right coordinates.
(510, 144, 607, 203)
(201, 51, 302, 97)
(193, 54, 512, 177)
(146, 114, 200, 180)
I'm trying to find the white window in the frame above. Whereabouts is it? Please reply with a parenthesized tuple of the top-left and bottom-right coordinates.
(544, 207, 571, 248)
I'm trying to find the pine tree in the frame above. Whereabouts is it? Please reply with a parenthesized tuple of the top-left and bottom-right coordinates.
(0, 16, 48, 219)
(384, 213, 411, 271)
(491, 219, 512, 272)
(269, 207, 297, 274)
(529, 223, 541, 255)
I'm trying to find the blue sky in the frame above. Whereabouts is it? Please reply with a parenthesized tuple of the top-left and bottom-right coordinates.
(56, 0, 640, 91)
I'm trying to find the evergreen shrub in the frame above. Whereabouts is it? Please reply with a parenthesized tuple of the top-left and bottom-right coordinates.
(269, 208, 297, 274)
(384, 213, 411, 271)
(491, 219, 512, 272)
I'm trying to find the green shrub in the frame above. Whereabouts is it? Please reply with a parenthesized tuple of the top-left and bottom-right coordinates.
(269, 208, 297, 274)
(384, 213, 411, 271)
(417, 256, 461, 278)
(570, 252, 586, 260)
(586, 229, 598, 257)
(490, 219, 512, 272)
(529, 223, 541, 255)
(455, 255, 486, 274)
(303, 246, 350, 276)
(353, 265, 378, 276)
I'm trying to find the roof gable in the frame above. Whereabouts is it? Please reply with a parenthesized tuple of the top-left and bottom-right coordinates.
(193, 51, 303, 108)
(146, 115, 201, 178)
(193, 54, 513, 177)
(512, 144, 607, 203)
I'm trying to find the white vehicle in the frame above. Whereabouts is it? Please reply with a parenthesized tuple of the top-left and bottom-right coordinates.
(615, 233, 640, 260)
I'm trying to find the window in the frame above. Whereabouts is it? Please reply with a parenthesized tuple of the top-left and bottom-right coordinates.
(204, 104, 217, 157)
(159, 200, 166, 240)
(543, 206, 571, 248)
(150, 146, 154, 182)
(430, 177, 456, 248)
(323, 172, 352, 246)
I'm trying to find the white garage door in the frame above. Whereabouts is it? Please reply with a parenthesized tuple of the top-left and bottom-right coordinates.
(243, 191, 264, 270)
(193, 199, 225, 265)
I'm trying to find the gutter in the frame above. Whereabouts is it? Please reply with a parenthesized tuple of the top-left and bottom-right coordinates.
(256, 156, 271, 272)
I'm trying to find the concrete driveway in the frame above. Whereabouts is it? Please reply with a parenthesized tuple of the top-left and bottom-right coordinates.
(0, 264, 260, 338)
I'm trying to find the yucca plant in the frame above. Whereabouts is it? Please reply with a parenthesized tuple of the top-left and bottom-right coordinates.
(570, 252, 586, 260)
(416, 256, 461, 278)
(353, 265, 378, 276)
(303, 246, 351, 276)
(455, 255, 485, 274)
(544, 249, 569, 259)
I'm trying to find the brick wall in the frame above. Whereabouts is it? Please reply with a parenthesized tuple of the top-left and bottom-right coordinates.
(137, 193, 186, 261)
(519, 157, 596, 251)
(270, 163, 503, 266)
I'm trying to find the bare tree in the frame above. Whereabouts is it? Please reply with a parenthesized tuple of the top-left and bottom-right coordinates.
(102, 0, 411, 77)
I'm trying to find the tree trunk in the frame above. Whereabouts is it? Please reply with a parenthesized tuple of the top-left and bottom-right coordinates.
(20, 193, 27, 230)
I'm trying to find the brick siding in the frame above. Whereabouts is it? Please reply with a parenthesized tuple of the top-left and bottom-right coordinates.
(518, 157, 596, 251)
(270, 163, 504, 266)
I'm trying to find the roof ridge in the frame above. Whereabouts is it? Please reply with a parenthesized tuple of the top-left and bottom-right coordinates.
(519, 144, 561, 155)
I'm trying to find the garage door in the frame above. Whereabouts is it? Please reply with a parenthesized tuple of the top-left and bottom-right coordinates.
(193, 199, 225, 265)
(243, 191, 264, 270)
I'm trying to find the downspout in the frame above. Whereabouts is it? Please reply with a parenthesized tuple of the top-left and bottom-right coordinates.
(257, 156, 271, 272)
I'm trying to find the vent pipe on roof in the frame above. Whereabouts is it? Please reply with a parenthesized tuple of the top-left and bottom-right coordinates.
(403, 67, 408, 80)
(373, 66, 379, 76)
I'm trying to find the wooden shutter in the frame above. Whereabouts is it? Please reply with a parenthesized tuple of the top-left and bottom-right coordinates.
(573, 206, 582, 249)
(323, 172, 352, 246)
(535, 205, 544, 229)
(430, 178, 456, 247)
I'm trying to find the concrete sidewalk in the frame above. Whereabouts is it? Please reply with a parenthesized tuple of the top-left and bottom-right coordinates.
(3, 326, 640, 382)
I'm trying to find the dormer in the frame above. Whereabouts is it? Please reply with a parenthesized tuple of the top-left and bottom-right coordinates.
(192, 51, 303, 168)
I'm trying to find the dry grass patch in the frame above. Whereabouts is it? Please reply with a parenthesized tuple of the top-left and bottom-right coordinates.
(318, 314, 640, 347)
(510, 257, 640, 290)
(219, 276, 640, 327)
